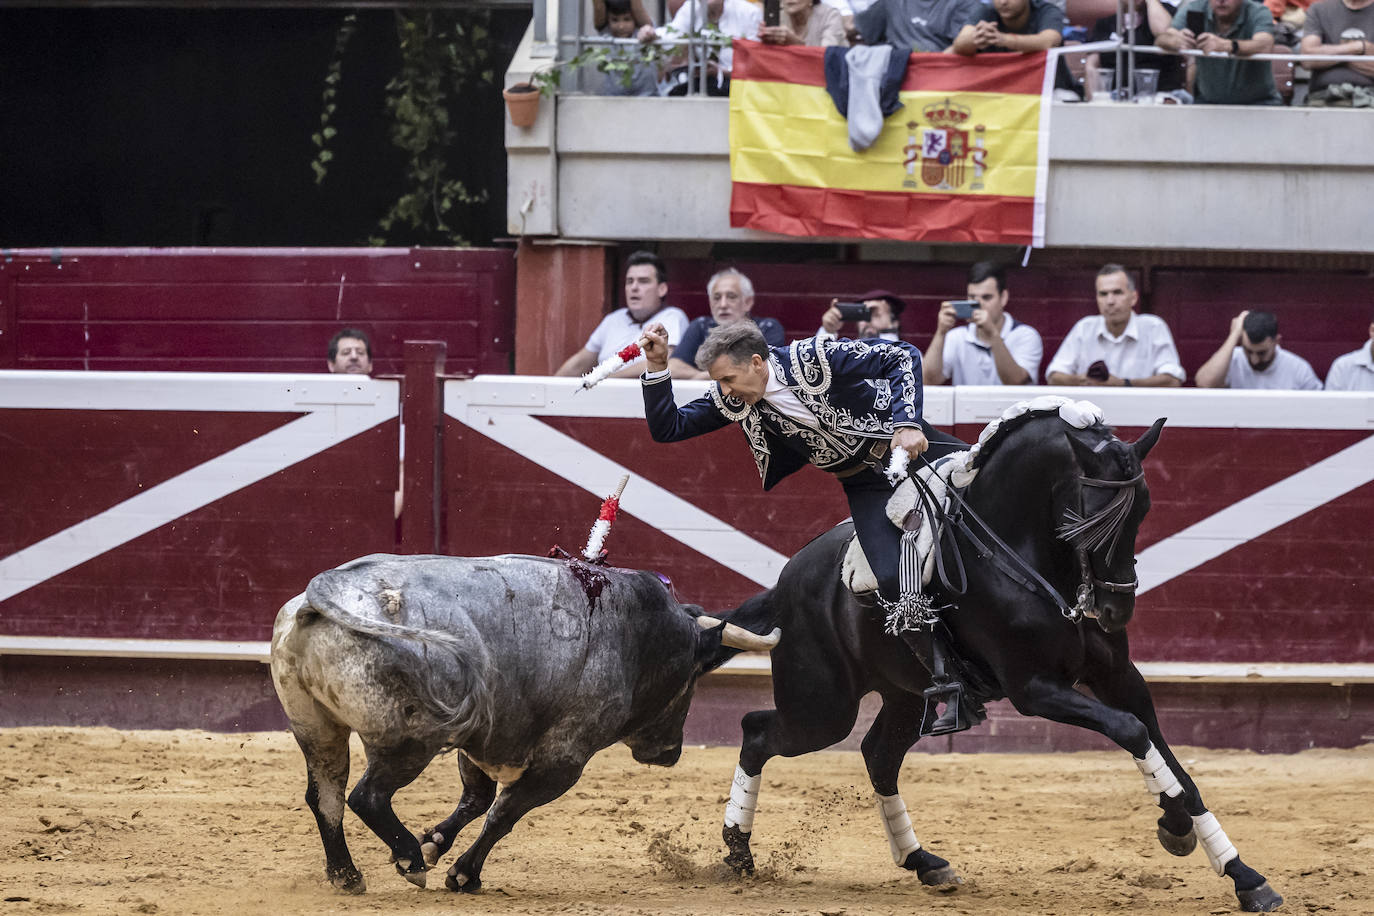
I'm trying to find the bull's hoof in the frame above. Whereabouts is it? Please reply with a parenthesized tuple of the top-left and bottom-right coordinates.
(328, 866, 366, 895)
(902, 849, 962, 886)
(722, 824, 755, 876)
(446, 867, 482, 894)
(1236, 882, 1283, 913)
(1157, 824, 1197, 857)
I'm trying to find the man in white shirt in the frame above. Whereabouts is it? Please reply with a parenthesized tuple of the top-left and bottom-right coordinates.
(1194, 310, 1321, 390)
(924, 261, 1042, 386)
(659, 0, 763, 75)
(555, 250, 690, 379)
(816, 289, 905, 342)
(1325, 319, 1374, 391)
(1046, 264, 1186, 388)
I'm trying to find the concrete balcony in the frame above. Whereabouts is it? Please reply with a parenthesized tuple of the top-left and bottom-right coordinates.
(506, 35, 1374, 254)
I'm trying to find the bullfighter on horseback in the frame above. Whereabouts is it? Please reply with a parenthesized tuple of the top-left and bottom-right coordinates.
(639, 319, 969, 731)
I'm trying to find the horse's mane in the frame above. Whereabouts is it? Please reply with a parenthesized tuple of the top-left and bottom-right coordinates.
(965, 399, 1114, 475)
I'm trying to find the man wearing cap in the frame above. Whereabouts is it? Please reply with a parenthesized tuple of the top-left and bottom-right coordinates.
(817, 290, 905, 341)
(924, 261, 1043, 386)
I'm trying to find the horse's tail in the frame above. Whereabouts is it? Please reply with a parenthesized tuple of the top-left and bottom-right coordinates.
(302, 569, 494, 741)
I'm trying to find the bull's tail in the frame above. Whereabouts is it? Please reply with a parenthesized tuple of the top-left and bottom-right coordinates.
(302, 571, 494, 741)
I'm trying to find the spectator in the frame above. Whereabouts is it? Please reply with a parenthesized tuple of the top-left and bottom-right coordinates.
(327, 328, 374, 375)
(952, 0, 1065, 55)
(923, 261, 1042, 386)
(1085, 0, 1189, 102)
(759, 0, 849, 46)
(1194, 310, 1322, 389)
(853, 0, 984, 50)
(669, 269, 786, 379)
(817, 289, 905, 341)
(555, 251, 690, 379)
(1045, 264, 1186, 387)
(659, 0, 763, 77)
(1324, 318, 1374, 391)
(1156, 0, 1282, 105)
(593, 0, 654, 29)
(592, 0, 660, 96)
(1299, 0, 1374, 107)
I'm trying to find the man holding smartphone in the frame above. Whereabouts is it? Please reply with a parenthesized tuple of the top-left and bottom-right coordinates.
(817, 289, 905, 341)
(1156, 0, 1282, 104)
(923, 261, 1043, 386)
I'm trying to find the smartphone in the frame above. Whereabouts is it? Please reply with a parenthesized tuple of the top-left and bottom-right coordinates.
(764, 0, 780, 27)
(835, 301, 870, 322)
(948, 299, 977, 320)
(1186, 9, 1205, 33)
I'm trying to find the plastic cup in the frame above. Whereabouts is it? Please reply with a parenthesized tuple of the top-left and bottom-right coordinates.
(1134, 68, 1160, 105)
(1090, 70, 1115, 103)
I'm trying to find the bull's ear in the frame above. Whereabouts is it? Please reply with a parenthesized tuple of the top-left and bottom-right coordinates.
(1132, 417, 1167, 461)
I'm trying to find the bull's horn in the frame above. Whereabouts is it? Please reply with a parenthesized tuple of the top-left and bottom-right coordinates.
(696, 616, 781, 651)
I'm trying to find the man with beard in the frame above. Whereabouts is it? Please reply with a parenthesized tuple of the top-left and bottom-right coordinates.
(1194, 310, 1322, 389)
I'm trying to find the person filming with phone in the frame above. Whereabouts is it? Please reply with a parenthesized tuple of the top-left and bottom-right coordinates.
(817, 290, 905, 341)
(923, 261, 1042, 386)
(757, 0, 847, 45)
(1156, 0, 1282, 105)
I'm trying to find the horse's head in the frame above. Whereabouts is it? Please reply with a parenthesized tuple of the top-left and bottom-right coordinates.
(1058, 417, 1166, 632)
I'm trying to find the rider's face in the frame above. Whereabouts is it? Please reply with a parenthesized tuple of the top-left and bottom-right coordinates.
(709, 352, 768, 405)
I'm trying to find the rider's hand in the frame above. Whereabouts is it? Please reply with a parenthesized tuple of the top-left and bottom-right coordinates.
(642, 323, 670, 373)
(892, 426, 928, 461)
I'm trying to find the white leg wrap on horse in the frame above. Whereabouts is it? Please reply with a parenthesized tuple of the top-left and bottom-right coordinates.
(1191, 811, 1238, 875)
(1134, 743, 1184, 798)
(724, 766, 761, 832)
(874, 793, 922, 865)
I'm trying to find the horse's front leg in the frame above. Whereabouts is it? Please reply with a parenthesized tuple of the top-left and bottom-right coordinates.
(1084, 662, 1283, 913)
(1015, 671, 1282, 913)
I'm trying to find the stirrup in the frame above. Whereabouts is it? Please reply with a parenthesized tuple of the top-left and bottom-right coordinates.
(920, 680, 982, 737)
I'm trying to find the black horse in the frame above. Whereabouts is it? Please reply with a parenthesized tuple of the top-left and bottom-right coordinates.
(716, 404, 1283, 913)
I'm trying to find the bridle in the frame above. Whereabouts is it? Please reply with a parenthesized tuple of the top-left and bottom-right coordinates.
(1059, 472, 1144, 618)
(910, 453, 1145, 625)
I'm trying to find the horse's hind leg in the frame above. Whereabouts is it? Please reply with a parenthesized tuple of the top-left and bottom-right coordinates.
(860, 694, 960, 886)
(725, 671, 864, 875)
(418, 752, 498, 866)
(347, 739, 437, 888)
(1085, 664, 1283, 913)
(289, 718, 365, 894)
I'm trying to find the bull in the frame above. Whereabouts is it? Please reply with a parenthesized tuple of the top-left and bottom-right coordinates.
(269, 552, 777, 894)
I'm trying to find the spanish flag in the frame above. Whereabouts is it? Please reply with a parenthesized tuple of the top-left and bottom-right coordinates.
(729, 42, 1049, 246)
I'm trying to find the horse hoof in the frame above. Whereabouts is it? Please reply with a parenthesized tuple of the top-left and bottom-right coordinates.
(723, 850, 755, 876)
(421, 841, 440, 866)
(1157, 824, 1197, 857)
(328, 868, 366, 895)
(918, 865, 963, 887)
(1237, 882, 1283, 912)
(446, 869, 482, 894)
(404, 869, 428, 889)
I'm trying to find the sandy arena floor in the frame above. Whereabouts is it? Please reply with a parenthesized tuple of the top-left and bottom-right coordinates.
(0, 728, 1369, 915)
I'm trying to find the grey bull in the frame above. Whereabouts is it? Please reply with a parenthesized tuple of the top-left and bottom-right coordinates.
(270, 552, 777, 894)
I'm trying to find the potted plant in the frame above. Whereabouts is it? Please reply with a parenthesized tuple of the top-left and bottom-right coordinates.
(503, 42, 672, 127)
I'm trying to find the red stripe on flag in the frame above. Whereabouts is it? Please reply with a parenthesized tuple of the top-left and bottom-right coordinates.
(731, 40, 1046, 96)
(729, 181, 1035, 245)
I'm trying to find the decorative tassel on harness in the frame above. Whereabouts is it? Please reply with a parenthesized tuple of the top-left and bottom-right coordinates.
(879, 447, 939, 634)
(580, 339, 648, 390)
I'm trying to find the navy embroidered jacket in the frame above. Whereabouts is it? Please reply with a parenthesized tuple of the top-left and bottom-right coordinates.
(642, 336, 924, 490)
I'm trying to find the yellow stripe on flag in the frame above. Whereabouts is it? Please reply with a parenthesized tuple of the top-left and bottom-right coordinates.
(729, 81, 1040, 198)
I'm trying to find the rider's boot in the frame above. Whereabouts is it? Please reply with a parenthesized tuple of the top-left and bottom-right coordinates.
(851, 591, 974, 736)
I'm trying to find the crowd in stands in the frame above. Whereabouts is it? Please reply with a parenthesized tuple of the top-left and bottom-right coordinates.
(583, 0, 1373, 106)
(557, 252, 1374, 391)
